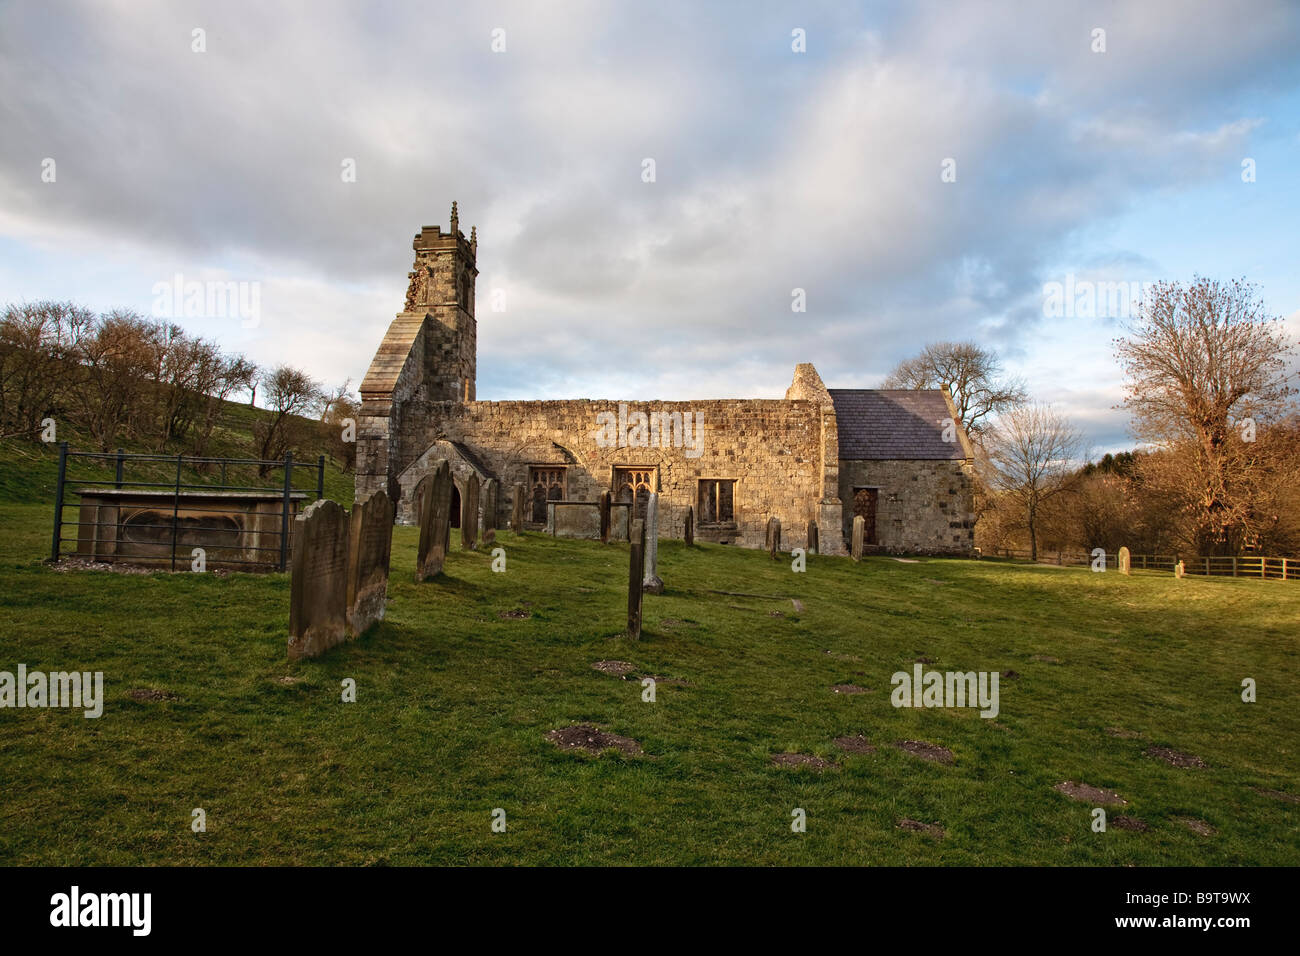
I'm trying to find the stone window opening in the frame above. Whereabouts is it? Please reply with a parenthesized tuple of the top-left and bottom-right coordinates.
(697, 478, 736, 526)
(613, 467, 655, 522)
(529, 466, 566, 523)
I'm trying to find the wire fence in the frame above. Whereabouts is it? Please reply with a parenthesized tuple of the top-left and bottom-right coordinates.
(50, 443, 326, 572)
(985, 547, 1297, 581)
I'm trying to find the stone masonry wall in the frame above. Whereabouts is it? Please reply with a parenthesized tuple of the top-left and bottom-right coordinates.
(380, 398, 833, 552)
(838, 458, 976, 554)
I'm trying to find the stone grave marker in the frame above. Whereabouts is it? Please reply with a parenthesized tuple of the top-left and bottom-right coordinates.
(460, 475, 479, 550)
(599, 490, 612, 544)
(628, 518, 645, 639)
(642, 492, 664, 593)
(482, 479, 498, 546)
(1118, 546, 1131, 575)
(512, 482, 526, 533)
(1175, 560, 1186, 578)
(346, 488, 394, 637)
(416, 460, 453, 580)
(288, 499, 350, 661)
(851, 515, 865, 561)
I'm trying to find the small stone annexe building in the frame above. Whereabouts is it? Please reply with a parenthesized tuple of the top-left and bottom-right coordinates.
(356, 206, 977, 556)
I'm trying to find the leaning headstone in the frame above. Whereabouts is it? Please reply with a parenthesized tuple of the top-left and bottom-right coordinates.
(288, 499, 350, 661)
(766, 517, 781, 559)
(416, 460, 453, 580)
(1175, 560, 1186, 578)
(599, 490, 612, 544)
(346, 489, 393, 637)
(851, 515, 865, 561)
(511, 482, 526, 533)
(642, 492, 664, 594)
(460, 475, 479, 550)
(684, 505, 694, 547)
(627, 518, 645, 639)
(1118, 546, 1131, 575)
(482, 479, 498, 546)
(806, 520, 819, 555)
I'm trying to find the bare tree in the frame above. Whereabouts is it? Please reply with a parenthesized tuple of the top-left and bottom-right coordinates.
(0, 301, 94, 439)
(253, 364, 324, 473)
(882, 341, 1026, 436)
(1115, 276, 1296, 554)
(983, 403, 1085, 561)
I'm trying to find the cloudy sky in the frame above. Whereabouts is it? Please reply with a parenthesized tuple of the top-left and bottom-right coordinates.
(2, 0, 1298, 454)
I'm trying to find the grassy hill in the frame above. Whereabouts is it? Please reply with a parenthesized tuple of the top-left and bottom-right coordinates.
(0, 490, 1296, 865)
(0, 398, 355, 506)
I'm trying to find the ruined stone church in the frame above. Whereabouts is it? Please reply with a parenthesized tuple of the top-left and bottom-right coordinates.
(357, 206, 977, 556)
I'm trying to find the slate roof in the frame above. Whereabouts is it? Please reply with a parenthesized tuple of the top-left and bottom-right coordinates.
(828, 389, 967, 460)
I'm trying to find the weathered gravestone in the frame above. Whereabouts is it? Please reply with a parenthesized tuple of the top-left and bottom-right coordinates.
(1118, 546, 1131, 575)
(415, 460, 453, 580)
(806, 520, 819, 555)
(511, 482, 526, 533)
(1175, 560, 1186, 578)
(482, 479, 498, 546)
(599, 490, 612, 544)
(288, 499, 350, 661)
(851, 515, 865, 561)
(346, 488, 394, 637)
(684, 505, 694, 547)
(766, 517, 781, 559)
(642, 492, 664, 593)
(628, 518, 645, 639)
(460, 475, 479, 550)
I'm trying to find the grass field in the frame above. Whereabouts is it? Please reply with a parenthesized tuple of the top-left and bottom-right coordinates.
(1, 493, 1297, 866)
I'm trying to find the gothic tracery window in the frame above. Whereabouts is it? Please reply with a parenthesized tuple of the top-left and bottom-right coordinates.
(529, 466, 566, 523)
(614, 467, 654, 521)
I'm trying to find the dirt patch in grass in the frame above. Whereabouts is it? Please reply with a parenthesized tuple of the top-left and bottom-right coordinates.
(897, 818, 944, 838)
(1144, 745, 1207, 769)
(498, 608, 531, 620)
(1001, 669, 1020, 679)
(1054, 781, 1127, 805)
(1106, 727, 1144, 739)
(545, 724, 642, 757)
(771, 753, 836, 771)
(1111, 816, 1150, 832)
(1031, 655, 1061, 664)
(126, 688, 178, 702)
(893, 739, 954, 764)
(1252, 787, 1300, 804)
(831, 683, 871, 695)
(833, 735, 877, 754)
(1178, 817, 1217, 836)
(914, 656, 935, 664)
(592, 660, 636, 677)
(924, 578, 947, 586)
(767, 609, 785, 618)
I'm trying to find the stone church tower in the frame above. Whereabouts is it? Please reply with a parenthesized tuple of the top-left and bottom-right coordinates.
(356, 204, 477, 501)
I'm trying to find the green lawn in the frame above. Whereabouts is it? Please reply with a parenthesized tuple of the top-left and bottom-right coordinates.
(0, 499, 1296, 866)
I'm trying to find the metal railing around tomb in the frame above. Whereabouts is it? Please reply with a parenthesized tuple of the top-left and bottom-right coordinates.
(49, 444, 326, 572)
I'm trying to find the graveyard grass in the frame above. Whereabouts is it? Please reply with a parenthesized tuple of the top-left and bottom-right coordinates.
(1, 498, 1298, 865)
